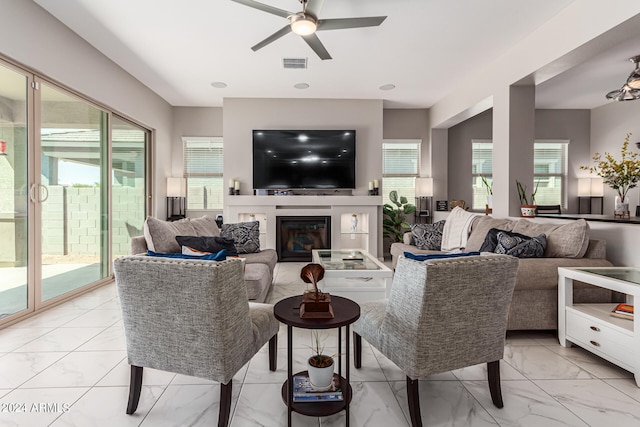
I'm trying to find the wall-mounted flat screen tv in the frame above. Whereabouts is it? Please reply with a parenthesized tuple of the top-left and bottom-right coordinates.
(253, 130, 356, 189)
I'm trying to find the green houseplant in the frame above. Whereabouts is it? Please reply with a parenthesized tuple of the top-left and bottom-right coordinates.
(516, 180, 539, 217)
(580, 133, 640, 215)
(382, 190, 416, 243)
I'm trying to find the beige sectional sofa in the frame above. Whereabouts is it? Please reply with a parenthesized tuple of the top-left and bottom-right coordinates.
(390, 216, 615, 330)
(130, 216, 277, 303)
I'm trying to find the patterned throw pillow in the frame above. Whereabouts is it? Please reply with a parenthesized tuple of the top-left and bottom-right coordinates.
(175, 235, 238, 256)
(221, 221, 261, 254)
(494, 231, 547, 258)
(411, 220, 445, 250)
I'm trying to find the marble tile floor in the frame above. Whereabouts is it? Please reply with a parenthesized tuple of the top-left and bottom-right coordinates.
(1, 262, 640, 426)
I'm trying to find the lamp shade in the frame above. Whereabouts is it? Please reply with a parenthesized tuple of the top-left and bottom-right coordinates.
(166, 177, 186, 197)
(415, 177, 434, 197)
(578, 178, 603, 197)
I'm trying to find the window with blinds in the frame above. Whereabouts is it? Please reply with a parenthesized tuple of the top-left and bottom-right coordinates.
(382, 140, 421, 205)
(182, 137, 223, 210)
(471, 140, 493, 210)
(470, 140, 569, 210)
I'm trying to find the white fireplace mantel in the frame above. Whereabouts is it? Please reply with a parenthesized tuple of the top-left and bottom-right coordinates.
(224, 195, 382, 257)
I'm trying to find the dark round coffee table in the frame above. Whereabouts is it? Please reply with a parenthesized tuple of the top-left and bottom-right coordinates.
(274, 294, 360, 427)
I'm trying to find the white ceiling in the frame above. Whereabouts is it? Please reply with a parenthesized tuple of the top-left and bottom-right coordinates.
(32, 0, 640, 110)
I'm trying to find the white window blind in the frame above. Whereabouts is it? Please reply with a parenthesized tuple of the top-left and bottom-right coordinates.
(471, 140, 493, 210)
(470, 140, 568, 210)
(382, 140, 420, 205)
(183, 137, 223, 210)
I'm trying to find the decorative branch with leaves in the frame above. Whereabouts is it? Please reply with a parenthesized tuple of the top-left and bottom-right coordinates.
(580, 133, 640, 202)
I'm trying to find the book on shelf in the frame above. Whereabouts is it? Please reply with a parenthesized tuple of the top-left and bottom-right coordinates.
(610, 303, 634, 320)
(292, 375, 343, 402)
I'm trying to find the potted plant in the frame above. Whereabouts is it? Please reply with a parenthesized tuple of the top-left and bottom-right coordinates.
(481, 176, 493, 209)
(516, 180, 539, 217)
(382, 190, 416, 243)
(307, 331, 338, 391)
(580, 133, 640, 217)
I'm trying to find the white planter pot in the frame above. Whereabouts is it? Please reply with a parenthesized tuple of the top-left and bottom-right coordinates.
(520, 205, 536, 217)
(307, 356, 334, 391)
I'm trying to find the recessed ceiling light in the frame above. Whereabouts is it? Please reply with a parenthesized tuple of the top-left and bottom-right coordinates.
(379, 84, 396, 91)
(211, 82, 227, 88)
(294, 83, 310, 89)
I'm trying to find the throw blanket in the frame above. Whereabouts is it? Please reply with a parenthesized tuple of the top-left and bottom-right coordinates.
(441, 207, 480, 251)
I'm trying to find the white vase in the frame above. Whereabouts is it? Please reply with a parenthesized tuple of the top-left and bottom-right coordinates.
(351, 215, 358, 232)
(487, 195, 493, 209)
(615, 195, 629, 215)
(307, 356, 334, 391)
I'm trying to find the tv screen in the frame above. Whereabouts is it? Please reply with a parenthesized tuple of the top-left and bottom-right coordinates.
(253, 130, 356, 190)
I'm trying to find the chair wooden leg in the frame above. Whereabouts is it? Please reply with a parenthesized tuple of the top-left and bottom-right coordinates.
(353, 332, 362, 369)
(406, 376, 423, 427)
(268, 334, 277, 372)
(487, 360, 503, 408)
(126, 365, 143, 415)
(218, 379, 233, 427)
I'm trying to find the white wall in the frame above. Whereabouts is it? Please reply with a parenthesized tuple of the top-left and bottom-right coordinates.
(223, 97, 383, 253)
(0, 0, 173, 218)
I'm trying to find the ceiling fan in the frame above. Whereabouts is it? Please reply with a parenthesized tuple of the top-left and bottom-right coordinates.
(231, 0, 387, 60)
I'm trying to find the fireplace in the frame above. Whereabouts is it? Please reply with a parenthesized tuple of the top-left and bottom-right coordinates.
(276, 216, 331, 262)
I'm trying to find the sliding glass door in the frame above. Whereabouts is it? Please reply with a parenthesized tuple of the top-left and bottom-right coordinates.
(112, 116, 149, 258)
(0, 56, 151, 326)
(0, 62, 30, 320)
(39, 82, 110, 302)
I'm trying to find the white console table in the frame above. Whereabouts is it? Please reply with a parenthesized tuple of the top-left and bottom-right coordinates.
(225, 195, 382, 257)
(558, 267, 640, 387)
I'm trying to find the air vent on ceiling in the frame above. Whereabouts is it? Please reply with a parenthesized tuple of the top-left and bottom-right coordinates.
(283, 58, 307, 69)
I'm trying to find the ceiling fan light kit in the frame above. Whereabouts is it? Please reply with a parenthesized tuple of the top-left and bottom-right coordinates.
(290, 13, 317, 36)
(231, 0, 387, 60)
(606, 55, 640, 101)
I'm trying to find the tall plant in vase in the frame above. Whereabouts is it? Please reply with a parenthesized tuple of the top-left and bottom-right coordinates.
(382, 190, 416, 243)
(516, 180, 539, 217)
(581, 133, 640, 216)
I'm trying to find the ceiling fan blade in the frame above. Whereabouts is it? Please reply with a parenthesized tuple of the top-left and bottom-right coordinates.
(317, 16, 387, 31)
(304, 0, 324, 17)
(302, 34, 332, 60)
(230, 0, 291, 18)
(252, 25, 292, 51)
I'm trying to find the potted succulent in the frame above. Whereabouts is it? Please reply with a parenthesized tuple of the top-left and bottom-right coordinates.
(307, 331, 338, 391)
(516, 180, 539, 217)
(580, 133, 640, 216)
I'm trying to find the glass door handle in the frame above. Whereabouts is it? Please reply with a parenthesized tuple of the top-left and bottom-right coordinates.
(29, 183, 38, 203)
(39, 184, 49, 203)
(29, 184, 49, 203)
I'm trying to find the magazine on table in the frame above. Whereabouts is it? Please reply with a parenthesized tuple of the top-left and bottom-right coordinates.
(292, 375, 343, 402)
(610, 303, 634, 320)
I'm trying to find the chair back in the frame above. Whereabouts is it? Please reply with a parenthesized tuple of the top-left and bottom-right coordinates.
(114, 256, 253, 383)
(381, 254, 519, 377)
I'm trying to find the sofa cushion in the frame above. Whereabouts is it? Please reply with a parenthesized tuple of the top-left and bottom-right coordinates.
(144, 217, 197, 253)
(221, 221, 261, 254)
(494, 231, 547, 258)
(465, 216, 516, 251)
(176, 235, 238, 256)
(511, 219, 589, 258)
(143, 216, 220, 253)
(411, 220, 445, 250)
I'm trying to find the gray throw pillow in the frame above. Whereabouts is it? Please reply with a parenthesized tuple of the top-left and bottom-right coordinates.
(494, 231, 547, 258)
(221, 221, 261, 254)
(411, 220, 445, 250)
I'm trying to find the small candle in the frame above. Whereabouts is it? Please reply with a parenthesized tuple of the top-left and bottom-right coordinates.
(228, 179, 234, 188)
(234, 180, 240, 190)
(373, 179, 379, 188)
(368, 181, 373, 190)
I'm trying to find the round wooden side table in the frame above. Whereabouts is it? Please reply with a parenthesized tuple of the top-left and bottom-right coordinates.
(274, 294, 360, 427)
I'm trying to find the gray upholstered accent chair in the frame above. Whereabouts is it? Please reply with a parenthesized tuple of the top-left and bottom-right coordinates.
(114, 255, 279, 427)
(353, 254, 519, 427)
